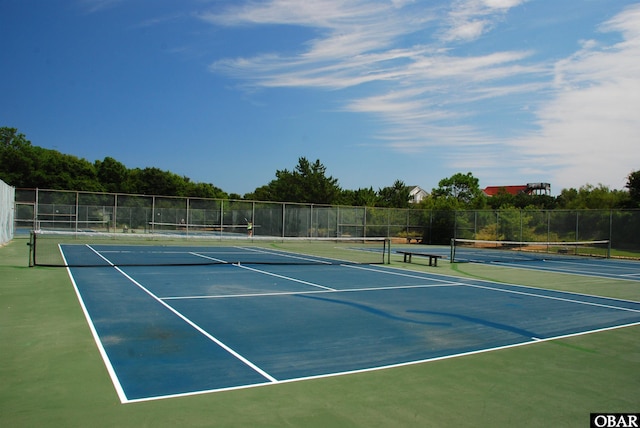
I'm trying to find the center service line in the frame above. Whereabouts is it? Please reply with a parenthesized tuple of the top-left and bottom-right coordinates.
(236, 246, 333, 264)
(85, 245, 278, 384)
(232, 263, 337, 291)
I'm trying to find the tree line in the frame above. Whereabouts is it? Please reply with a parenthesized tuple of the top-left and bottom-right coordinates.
(1, 126, 638, 210)
(1, 127, 227, 199)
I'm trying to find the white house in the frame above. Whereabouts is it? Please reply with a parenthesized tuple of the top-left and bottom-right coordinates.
(408, 186, 428, 204)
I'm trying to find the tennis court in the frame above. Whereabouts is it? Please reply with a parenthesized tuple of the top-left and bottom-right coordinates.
(60, 241, 640, 403)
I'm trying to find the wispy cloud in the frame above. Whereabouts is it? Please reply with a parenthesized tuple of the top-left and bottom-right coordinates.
(78, 0, 123, 14)
(206, 1, 539, 97)
(205, 1, 437, 92)
(201, 0, 400, 29)
(131, 12, 187, 30)
(201, 0, 639, 189)
(508, 3, 640, 189)
(441, 0, 529, 42)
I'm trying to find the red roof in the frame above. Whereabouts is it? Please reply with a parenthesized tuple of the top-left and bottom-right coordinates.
(483, 185, 528, 197)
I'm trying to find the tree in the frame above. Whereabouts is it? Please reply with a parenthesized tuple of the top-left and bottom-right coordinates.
(486, 188, 515, 210)
(556, 184, 628, 209)
(0, 128, 101, 191)
(246, 184, 274, 202)
(1, 126, 232, 197)
(95, 157, 129, 193)
(339, 187, 378, 206)
(185, 181, 227, 199)
(431, 172, 485, 208)
(484, 188, 556, 210)
(250, 158, 342, 204)
(377, 180, 410, 208)
(626, 170, 640, 207)
(514, 193, 557, 210)
(129, 167, 192, 196)
(0, 127, 36, 187)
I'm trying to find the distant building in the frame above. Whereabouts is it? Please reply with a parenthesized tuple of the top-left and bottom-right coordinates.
(483, 183, 551, 197)
(408, 186, 428, 204)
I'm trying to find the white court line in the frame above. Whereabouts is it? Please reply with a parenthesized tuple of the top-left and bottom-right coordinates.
(540, 258, 640, 269)
(538, 259, 640, 277)
(159, 262, 462, 300)
(482, 260, 640, 281)
(189, 251, 228, 263)
(460, 281, 640, 313)
(350, 263, 640, 309)
(492, 261, 610, 277)
(61, 245, 128, 404)
(161, 282, 459, 301)
(192, 247, 334, 265)
(236, 246, 333, 264)
(232, 263, 337, 291)
(344, 263, 465, 285)
(85, 245, 278, 400)
(474, 260, 640, 282)
(191, 248, 334, 267)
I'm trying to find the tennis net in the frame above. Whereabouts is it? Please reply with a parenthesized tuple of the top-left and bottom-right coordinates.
(28, 230, 391, 267)
(450, 238, 611, 263)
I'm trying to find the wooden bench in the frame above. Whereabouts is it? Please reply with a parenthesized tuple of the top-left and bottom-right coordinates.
(396, 251, 442, 266)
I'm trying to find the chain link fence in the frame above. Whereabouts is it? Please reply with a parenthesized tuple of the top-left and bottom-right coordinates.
(13, 188, 640, 255)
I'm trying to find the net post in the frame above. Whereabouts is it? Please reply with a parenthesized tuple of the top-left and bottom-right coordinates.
(450, 238, 455, 263)
(28, 230, 35, 267)
(385, 238, 391, 264)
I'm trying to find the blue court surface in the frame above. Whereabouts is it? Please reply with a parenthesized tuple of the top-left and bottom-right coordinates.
(63, 244, 640, 403)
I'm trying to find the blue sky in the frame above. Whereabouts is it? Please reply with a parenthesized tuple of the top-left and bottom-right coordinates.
(2, 0, 639, 196)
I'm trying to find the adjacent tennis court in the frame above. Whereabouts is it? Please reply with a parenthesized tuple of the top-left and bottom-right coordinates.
(61, 241, 640, 403)
(395, 240, 640, 282)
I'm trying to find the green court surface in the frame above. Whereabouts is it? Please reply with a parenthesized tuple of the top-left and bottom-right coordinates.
(1, 237, 638, 427)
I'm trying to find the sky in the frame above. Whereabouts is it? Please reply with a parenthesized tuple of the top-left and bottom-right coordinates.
(1, 0, 639, 196)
